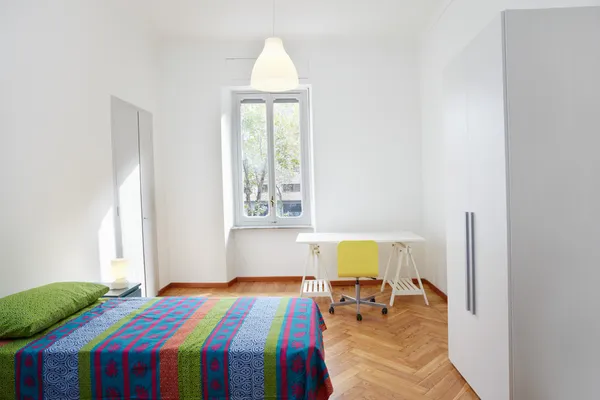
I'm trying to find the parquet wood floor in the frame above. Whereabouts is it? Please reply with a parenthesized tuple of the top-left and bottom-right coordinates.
(161, 281, 479, 400)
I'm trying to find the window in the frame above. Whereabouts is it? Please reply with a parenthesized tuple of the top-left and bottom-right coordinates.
(232, 90, 311, 227)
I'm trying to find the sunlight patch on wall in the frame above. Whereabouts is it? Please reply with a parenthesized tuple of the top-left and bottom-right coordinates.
(98, 207, 116, 282)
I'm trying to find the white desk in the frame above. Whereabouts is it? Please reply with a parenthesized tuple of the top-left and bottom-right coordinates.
(296, 232, 429, 306)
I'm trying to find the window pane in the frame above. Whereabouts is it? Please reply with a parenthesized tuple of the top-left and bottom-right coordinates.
(240, 101, 270, 217)
(273, 99, 303, 218)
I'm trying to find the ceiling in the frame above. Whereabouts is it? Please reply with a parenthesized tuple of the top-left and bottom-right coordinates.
(141, 0, 444, 40)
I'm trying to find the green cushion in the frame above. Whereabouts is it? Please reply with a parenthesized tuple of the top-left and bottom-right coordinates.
(0, 282, 109, 338)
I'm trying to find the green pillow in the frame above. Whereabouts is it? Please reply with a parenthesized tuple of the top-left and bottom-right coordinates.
(0, 282, 109, 338)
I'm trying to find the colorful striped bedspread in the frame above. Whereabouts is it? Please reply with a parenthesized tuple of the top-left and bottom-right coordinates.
(0, 297, 333, 400)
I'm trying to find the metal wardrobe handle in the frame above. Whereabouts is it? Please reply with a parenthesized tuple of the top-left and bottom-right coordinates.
(469, 212, 476, 315)
(465, 212, 471, 312)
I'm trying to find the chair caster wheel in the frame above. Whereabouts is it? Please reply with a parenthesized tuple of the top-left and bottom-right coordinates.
(357, 314, 363, 321)
(370, 298, 375, 302)
(382, 308, 388, 315)
(340, 297, 346, 302)
(329, 306, 335, 314)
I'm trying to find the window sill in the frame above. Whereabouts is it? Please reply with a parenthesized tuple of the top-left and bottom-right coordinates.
(231, 225, 314, 231)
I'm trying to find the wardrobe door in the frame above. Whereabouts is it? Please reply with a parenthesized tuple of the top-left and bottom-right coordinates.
(504, 8, 600, 399)
(463, 14, 510, 400)
(444, 41, 476, 388)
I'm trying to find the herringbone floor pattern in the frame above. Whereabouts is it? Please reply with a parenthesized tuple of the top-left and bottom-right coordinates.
(162, 281, 479, 400)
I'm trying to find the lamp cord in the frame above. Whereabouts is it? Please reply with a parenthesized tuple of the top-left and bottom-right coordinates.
(272, 0, 275, 37)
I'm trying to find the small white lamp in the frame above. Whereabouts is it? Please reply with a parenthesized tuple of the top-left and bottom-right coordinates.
(110, 258, 129, 290)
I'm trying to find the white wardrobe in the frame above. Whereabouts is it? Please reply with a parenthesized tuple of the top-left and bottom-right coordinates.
(444, 7, 600, 400)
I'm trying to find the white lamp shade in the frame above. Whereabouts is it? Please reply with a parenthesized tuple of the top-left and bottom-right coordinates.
(251, 37, 299, 92)
(110, 258, 129, 289)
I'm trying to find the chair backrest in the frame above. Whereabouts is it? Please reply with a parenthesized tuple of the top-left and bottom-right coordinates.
(337, 241, 379, 278)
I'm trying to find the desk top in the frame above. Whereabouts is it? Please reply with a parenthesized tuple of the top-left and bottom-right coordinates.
(296, 232, 425, 244)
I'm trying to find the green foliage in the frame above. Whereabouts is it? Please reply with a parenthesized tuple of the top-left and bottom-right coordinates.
(244, 201, 268, 217)
(241, 101, 301, 217)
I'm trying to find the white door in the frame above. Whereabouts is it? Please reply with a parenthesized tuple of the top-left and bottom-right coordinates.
(111, 98, 145, 289)
(462, 15, 511, 400)
(110, 97, 158, 296)
(138, 110, 159, 296)
(444, 38, 477, 389)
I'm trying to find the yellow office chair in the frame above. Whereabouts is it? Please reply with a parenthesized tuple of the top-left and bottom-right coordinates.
(328, 241, 388, 321)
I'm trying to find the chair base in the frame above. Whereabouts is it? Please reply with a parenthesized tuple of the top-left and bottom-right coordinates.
(330, 294, 387, 309)
(329, 279, 388, 319)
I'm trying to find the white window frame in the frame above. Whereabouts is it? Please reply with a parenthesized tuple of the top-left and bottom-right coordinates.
(232, 89, 312, 227)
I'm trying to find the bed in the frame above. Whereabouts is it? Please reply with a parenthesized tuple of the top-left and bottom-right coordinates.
(0, 296, 333, 400)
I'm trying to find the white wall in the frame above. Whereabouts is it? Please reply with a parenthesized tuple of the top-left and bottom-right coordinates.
(420, 0, 600, 294)
(0, 1, 157, 297)
(157, 37, 424, 282)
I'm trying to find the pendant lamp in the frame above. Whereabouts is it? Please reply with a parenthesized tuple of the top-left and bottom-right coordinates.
(251, 0, 299, 92)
